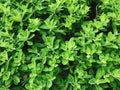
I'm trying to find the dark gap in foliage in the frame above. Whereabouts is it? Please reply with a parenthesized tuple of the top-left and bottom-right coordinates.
(72, 22, 82, 35)
(12, 22, 20, 38)
(67, 84, 73, 90)
(21, 0, 29, 5)
(42, 1, 49, 7)
(8, 50, 16, 59)
(22, 41, 31, 54)
(63, 32, 73, 41)
(12, 10, 28, 30)
(59, 70, 69, 79)
(69, 61, 77, 72)
(22, 20, 29, 30)
(88, 0, 98, 20)
(62, 32, 74, 41)
(104, 83, 113, 90)
(76, 49, 81, 56)
(10, 83, 26, 90)
(59, 64, 69, 79)
(59, 17, 65, 23)
(60, 8, 69, 16)
(12, 22, 20, 27)
(0, 47, 5, 52)
(93, 53, 99, 60)
(31, 31, 43, 43)
(95, 29, 103, 35)
(58, 8, 69, 23)
(68, 64, 77, 77)
(12, 22, 21, 33)
(35, 59, 42, 64)
(86, 62, 99, 76)
(69, 61, 75, 66)
(104, 88, 112, 90)
(107, 19, 114, 32)
(55, 33, 64, 42)
(0, 13, 3, 18)
(34, 13, 50, 20)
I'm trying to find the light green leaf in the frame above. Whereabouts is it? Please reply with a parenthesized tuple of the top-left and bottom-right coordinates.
(95, 67, 105, 79)
(62, 59, 68, 65)
(67, 38, 76, 50)
(112, 69, 120, 80)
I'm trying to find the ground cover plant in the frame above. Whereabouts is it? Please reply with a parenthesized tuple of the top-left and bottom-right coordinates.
(0, 0, 120, 90)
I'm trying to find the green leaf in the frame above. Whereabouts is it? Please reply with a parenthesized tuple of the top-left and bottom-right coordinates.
(107, 32, 116, 41)
(67, 38, 76, 50)
(17, 29, 30, 41)
(20, 64, 28, 71)
(3, 71, 10, 81)
(10, 9, 22, 22)
(62, 59, 68, 65)
(112, 69, 120, 80)
(0, 3, 3, 13)
(86, 47, 91, 55)
(44, 16, 57, 31)
(13, 75, 20, 85)
(28, 18, 40, 31)
(42, 35, 55, 48)
(89, 78, 96, 84)
(95, 85, 103, 90)
(47, 81, 52, 88)
(27, 41, 33, 45)
(54, 39, 61, 49)
(40, 24, 49, 29)
(96, 78, 110, 85)
(95, 67, 105, 79)
(64, 15, 76, 29)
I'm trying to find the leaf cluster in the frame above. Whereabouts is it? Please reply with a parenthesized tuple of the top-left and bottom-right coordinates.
(0, 0, 120, 90)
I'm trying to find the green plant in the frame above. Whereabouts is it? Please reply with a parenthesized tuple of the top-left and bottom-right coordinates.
(0, 0, 120, 90)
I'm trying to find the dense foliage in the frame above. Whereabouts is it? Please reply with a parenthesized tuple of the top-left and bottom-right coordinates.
(0, 0, 120, 90)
